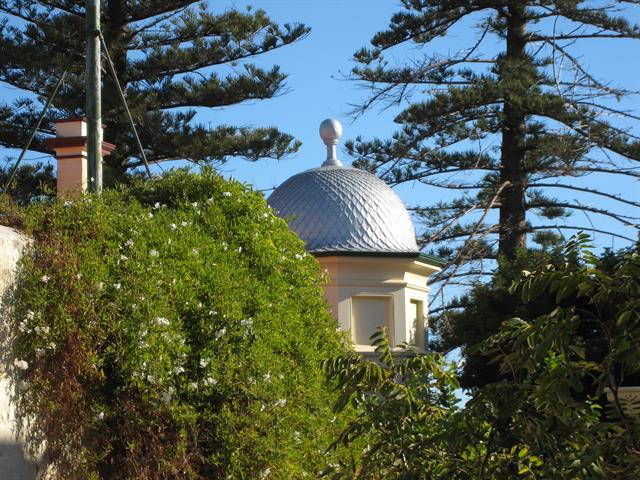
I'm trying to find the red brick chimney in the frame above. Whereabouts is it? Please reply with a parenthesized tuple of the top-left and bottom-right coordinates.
(44, 118, 115, 197)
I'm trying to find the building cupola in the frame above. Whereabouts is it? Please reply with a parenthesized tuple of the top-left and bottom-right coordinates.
(269, 120, 443, 353)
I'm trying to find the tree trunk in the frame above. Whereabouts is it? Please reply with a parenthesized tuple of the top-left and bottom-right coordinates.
(103, 0, 130, 184)
(498, 3, 528, 260)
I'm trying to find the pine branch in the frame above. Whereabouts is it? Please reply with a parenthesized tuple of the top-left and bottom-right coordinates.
(529, 182, 640, 208)
(528, 200, 640, 227)
(529, 225, 636, 243)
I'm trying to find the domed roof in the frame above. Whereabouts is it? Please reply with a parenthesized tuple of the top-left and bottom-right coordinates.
(268, 119, 419, 254)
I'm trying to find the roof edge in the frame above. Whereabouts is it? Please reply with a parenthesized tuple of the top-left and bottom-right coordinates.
(417, 253, 448, 267)
(313, 250, 420, 259)
(312, 251, 446, 268)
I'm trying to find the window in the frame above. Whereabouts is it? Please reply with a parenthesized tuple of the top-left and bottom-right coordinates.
(409, 299, 425, 349)
(351, 296, 392, 346)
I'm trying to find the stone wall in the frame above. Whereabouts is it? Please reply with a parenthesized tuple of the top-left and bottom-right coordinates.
(0, 225, 38, 479)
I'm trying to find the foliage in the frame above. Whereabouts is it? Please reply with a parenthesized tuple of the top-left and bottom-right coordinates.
(346, 0, 640, 301)
(322, 330, 464, 479)
(326, 235, 640, 479)
(0, 0, 307, 185)
(435, 244, 569, 388)
(0, 161, 56, 205)
(0, 169, 353, 479)
(478, 234, 640, 477)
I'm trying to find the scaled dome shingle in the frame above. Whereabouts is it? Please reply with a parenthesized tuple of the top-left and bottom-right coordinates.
(268, 165, 419, 254)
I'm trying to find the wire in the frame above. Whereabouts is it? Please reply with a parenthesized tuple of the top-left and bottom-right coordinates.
(2, 71, 67, 193)
(98, 30, 153, 179)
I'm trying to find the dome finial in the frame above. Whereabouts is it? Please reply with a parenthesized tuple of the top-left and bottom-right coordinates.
(319, 118, 343, 167)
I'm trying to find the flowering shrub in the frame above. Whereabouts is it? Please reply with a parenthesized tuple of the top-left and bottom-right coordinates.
(1, 169, 353, 479)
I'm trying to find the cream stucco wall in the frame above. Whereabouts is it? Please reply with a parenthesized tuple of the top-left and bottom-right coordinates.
(317, 255, 439, 353)
(0, 226, 39, 479)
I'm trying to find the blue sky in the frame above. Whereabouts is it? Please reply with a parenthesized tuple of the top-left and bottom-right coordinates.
(2, 1, 639, 254)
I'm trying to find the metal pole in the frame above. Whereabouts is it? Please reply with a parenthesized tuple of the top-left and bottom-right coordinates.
(86, 0, 102, 193)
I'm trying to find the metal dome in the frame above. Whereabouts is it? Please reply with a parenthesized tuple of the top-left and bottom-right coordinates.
(267, 120, 419, 254)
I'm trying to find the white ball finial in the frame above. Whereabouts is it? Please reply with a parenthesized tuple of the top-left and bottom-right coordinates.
(319, 118, 343, 167)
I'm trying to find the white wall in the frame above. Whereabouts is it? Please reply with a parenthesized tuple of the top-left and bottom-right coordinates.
(0, 226, 39, 479)
(318, 255, 439, 353)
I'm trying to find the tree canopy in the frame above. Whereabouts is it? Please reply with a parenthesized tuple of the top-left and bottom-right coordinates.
(0, 0, 308, 184)
(346, 0, 640, 304)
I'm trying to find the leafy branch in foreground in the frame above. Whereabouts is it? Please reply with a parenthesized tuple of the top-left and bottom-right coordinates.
(325, 234, 640, 479)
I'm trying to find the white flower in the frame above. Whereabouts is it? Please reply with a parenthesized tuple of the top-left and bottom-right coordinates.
(97, 411, 105, 420)
(147, 374, 156, 384)
(35, 348, 45, 359)
(35, 325, 50, 335)
(153, 202, 160, 209)
(293, 431, 301, 443)
(248, 377, 256, 385)
(76, 273, 83, 280)
(274, 398, 287, 408)
(161, 387, 174, 403)
(173, 366, 185, 375)
(96, 282, 104, 290)
(41, 275, 50, 283)
(191, 248, 199, 255)
(63, 200, 72, 207)
(222, 191, 231, 197)
(170, 223, 177, 230)
(278, 373, 284, 380)
(149, 249, 159, 257)
(47, 342, 56, 350)
(199, 358, 210, 368)
(26, 310, 35, 320)
(120, 255, 128, 261)
(189, 382, 198, 389)
(295, 253, 304, 260)
(263, 372, 271, 383)
(18, 321, 28, 333)
(214, 328, 226, 340)
(148, 212, 154, 218)
(113, 283, 121, 290)
(13, 359, 28, 370)
(240, 318, 253, 328)
(181, 221, 189, 227)
(237, 246, 242, 253)
(206, 197, 214, 204)
(154, 317, 170, 326)
(125, 239, 134, 247)
(205, 377, 218, 386)
(260, 468, 271, 479)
